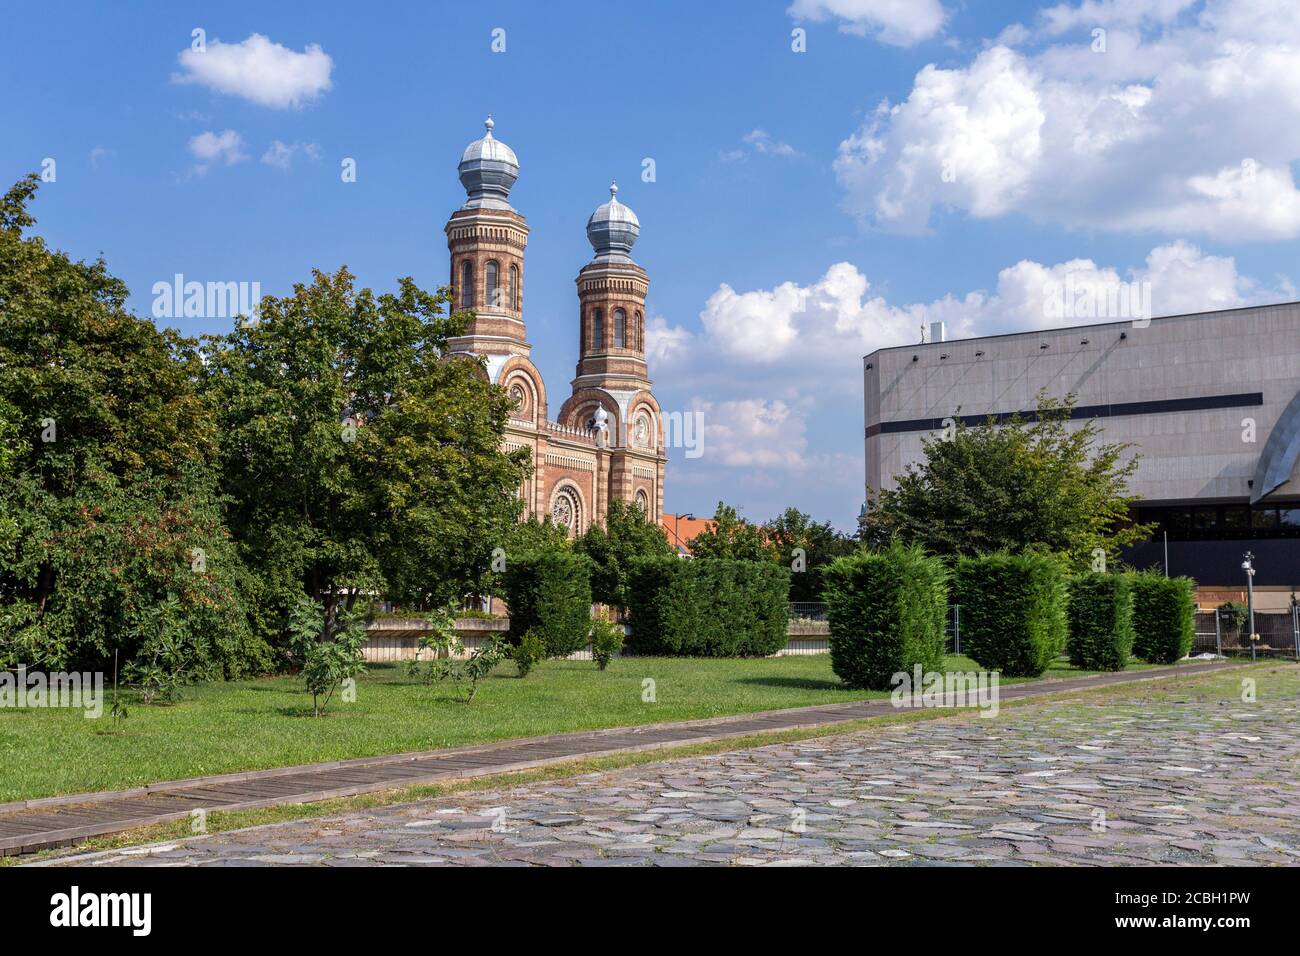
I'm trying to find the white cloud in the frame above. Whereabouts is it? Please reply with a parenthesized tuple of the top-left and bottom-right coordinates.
(658, 242, 1288, 382)
(652, 242, 1288, 520)
(88, 146, 111, 170)
(745, 129, 798, 157)
(187, 129, 248, 174)
(686, 397, 859, 478)
(981, 240, 1272, 329)
(261, 140, 322, 170)
(721, 129, 801, 163)
(697, 261, 957, 368)
(692, 398, 811, 469)
(645, 314, 693, 364)
(1038, 0, 1197, 33)
(835, 0, 1300, 239)
(787, 0, 947, 46)
(173, 34, 333, 109)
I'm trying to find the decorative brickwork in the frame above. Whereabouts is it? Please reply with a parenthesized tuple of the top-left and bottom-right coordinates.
(446, 123, 666, 535)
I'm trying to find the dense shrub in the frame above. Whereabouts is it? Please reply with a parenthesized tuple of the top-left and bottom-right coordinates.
(955, 552, 1068, 677)
(503, 551, 593, 657)
(625, 558, 790, 657)
(590, 614, 625, 670)
(512, 629, 546, 677)
(1129, 572, 1196, 663)
(822, 543, 948, 690)
(1066, 573, 1135, 671)
(575, 500, 673, 609)
(1217, 600, 1247, 640)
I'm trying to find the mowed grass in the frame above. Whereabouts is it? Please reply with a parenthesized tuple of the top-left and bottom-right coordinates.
(0, 653, 1168, 803)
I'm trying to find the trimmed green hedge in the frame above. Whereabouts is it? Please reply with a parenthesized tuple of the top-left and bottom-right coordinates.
(1129, 571, 1196, 664)
(955, 552, 1068, 677)
(1066, 573, 1135, 671)
(823, 543, 948, 690)
(503, 551, 593, 657)
(625, 558, 790, 657)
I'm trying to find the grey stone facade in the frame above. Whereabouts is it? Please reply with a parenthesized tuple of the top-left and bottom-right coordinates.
(863, 302, 1300, 587)
(865, 302, 1300, 504)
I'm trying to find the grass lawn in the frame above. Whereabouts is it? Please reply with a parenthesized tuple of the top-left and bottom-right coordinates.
(0, 653, 1170, 803)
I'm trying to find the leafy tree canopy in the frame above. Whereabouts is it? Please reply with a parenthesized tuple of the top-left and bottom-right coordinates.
(202, 266, 529, 644)
(685, 502, 856, 603)
(860, 394, 1151, 569)
(765, 507, 858, 602)
(505, 515, 572, 558)
(0, 175, 262, 674)
(687, 502, 774, 562)
(576, 499, 673, 608)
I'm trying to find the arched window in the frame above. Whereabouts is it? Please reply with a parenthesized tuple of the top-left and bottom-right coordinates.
(508, 264, 518, 311)
(635, 311, 643, 351)
(485, 260, 499, 308)
(551, 486, 583, 536)
(460, 260, 474, 310)
(614, 309, 626, 348)
(592, 309, 604, 350)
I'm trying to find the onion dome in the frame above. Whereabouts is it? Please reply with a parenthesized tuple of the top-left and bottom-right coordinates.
(586, 180, 640, 262)
(458, 115, 519, 210)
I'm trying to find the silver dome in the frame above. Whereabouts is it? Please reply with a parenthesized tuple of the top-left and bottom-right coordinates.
(458, 116, 519, 210)
(586, 181, 640, 262)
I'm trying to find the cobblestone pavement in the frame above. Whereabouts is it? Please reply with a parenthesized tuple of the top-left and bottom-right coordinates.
(49, 669, 1300, 867)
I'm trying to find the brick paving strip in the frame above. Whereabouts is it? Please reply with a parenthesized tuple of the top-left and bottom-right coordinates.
(0, 661, 1245, 856)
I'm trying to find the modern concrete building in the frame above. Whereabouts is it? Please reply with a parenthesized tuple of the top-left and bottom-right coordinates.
(863, 303, 1300, 594)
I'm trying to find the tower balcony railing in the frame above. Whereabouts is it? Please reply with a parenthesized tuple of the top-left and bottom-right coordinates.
(544, 420, 599, 445)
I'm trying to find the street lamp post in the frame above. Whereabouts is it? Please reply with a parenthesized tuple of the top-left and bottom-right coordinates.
(1242, 551, 1257, 662)
(673, 512, 694, 556)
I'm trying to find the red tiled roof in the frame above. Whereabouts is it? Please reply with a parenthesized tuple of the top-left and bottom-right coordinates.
(661, 514, 714, 555)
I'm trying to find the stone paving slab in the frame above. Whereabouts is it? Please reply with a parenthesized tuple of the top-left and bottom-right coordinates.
(38, 664, 1299, 867)
(0, 661, 1241, 856)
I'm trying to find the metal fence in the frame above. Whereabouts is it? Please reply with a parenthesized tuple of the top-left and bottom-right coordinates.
(1194, 607, 1300, 660)
(789, 602, 828, 622)
(945, 604, 1297, 661)
(797, 603, 967, 654)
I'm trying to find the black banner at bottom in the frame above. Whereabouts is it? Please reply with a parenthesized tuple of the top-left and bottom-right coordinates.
(1, 864, 1281, 942)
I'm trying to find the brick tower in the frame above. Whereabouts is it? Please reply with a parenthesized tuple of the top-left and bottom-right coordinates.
(445, 118, 665, 532)
(572, 182, 652, 395)
(446, 116, 530, 360)
(558, 182, 665, 518)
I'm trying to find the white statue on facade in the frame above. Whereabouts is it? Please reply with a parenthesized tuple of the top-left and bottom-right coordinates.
(590, 406, 610, 448)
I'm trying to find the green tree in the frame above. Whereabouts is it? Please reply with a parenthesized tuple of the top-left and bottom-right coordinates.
(765, 507, 857, 602)
(0, 175, 264, 674)
(287, 595, 367, 717)
(576, 499, 673, 609)
(203, 267, 529, 646)
(861, 394, 1151, 570)
(0, 398, 23, 560)
(688, 502, 774, 562)
(477, 514, 572, 608)
(506, 515, 572, 557)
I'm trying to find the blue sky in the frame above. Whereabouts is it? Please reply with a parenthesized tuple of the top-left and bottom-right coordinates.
(5, 0, 1300, 530)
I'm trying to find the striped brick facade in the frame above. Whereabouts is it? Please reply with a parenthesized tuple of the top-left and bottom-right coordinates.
(445, 122, 666, 536)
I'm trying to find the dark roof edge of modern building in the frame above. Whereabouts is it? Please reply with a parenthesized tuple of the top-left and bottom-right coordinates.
(861, 298, 1300, 366)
